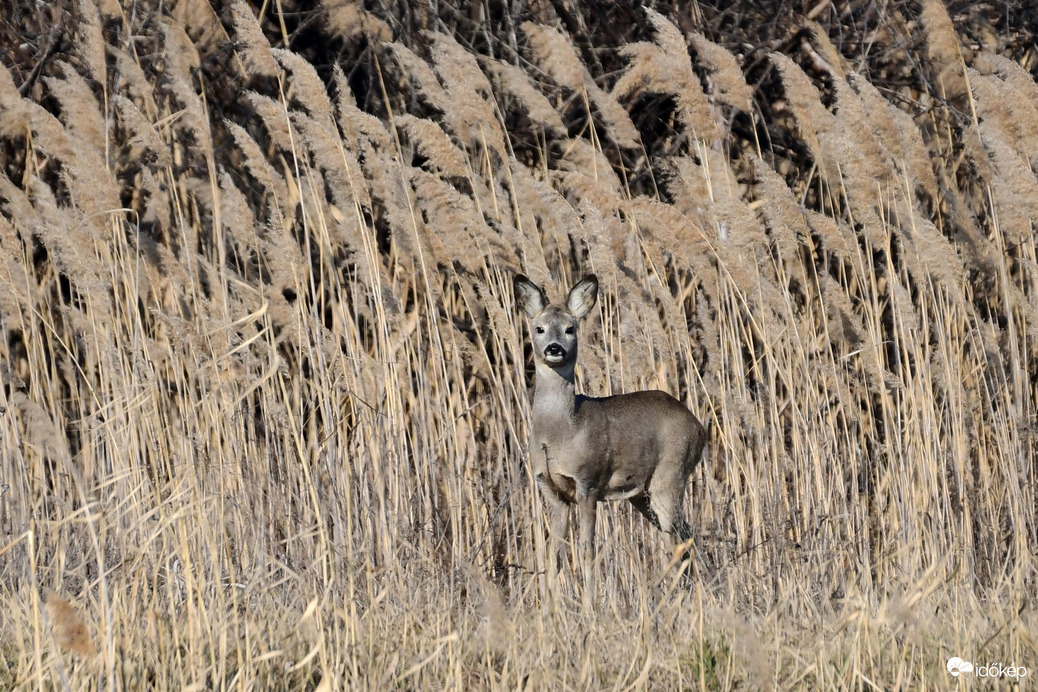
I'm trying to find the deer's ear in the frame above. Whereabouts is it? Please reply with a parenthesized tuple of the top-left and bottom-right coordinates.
(514, 274, 547, 317)
(567, 274, 598, 319)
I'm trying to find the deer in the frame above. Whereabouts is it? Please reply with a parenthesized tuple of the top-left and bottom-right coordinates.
(513, 273, 707, 580)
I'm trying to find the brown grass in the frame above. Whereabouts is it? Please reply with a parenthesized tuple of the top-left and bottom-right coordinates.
(1, 1, 1036, 689)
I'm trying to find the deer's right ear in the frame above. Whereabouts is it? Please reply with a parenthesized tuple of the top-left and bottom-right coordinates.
(514, 274, 547, 317)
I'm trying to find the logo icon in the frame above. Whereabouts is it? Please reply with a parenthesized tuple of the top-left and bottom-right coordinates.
(947, 657, 974, 677)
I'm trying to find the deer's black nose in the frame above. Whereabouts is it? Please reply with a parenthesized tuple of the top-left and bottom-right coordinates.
(544, 343, 566, 358)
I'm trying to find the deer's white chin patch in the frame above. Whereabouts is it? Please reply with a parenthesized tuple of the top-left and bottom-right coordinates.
(543, 353, 566, 365)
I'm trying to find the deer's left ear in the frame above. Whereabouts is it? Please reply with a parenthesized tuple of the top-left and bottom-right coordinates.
(567, 274, 598, 319)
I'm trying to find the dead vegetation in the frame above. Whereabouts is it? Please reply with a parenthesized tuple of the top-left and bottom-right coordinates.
(1, 0, 1036, 688)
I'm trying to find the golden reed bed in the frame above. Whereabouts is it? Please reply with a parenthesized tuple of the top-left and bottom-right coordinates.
(0, 0, 1035, 688)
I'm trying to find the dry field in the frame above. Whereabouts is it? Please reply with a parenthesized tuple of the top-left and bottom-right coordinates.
(1, 0, 1036, 688)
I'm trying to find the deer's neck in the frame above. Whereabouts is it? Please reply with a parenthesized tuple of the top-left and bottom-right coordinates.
(532, 361, 577, 422)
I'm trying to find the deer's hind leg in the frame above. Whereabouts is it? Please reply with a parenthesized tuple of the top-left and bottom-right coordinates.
(629, 493, 661, 531)
(646, 449, 696, 573)
(631, 490, 692, 547)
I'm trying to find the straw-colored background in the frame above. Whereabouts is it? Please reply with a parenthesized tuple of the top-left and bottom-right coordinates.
(1, 0, 1035, 688)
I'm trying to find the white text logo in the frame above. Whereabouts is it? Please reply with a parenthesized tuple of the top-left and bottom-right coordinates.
(948, 656, 1028, 680)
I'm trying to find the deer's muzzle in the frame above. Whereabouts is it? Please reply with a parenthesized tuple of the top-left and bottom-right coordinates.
(543, 343, 566, 363)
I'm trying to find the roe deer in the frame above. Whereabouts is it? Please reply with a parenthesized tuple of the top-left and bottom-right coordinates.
(514, 273, 706, 571)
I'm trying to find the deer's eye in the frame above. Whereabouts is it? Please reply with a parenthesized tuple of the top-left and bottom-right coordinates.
(565, 327, 574, 335)
(535, 326, 545, 334)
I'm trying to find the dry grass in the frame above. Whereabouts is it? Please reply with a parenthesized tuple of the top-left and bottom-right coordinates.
(1, 0, 1036, 689)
